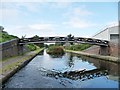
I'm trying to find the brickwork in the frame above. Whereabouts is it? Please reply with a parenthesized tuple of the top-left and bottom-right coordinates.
(109, 42, 119, 57)
(0, 39, 23, 59)
(83, 45, 100, 55)
(84, 42, 119, 57)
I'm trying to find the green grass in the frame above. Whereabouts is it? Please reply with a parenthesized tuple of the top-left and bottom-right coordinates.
(65, 44, 92, 51)
(1, 56, 18, 63)
(0, 31, 18, 43)
(0, 48, 44, 74)
(26, 43, 37, 51)
(0, 56, 32, 74)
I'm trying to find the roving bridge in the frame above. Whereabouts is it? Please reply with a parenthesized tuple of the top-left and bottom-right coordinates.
(18, 37, 109, 46)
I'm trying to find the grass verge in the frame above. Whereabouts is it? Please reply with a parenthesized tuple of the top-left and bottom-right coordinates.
(1, 48, 44, 75)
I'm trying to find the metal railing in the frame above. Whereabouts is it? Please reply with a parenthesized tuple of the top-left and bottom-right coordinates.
(18, 37, 109, 46)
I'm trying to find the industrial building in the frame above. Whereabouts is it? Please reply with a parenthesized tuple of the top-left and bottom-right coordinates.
(93, 25, 119, 43)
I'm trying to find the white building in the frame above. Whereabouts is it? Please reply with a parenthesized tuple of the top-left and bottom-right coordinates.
(93, 25, 119, 43)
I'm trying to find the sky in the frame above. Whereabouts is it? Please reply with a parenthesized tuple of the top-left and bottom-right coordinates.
(0, 1, 118, 38)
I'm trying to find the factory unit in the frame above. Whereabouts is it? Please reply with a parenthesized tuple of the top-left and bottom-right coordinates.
(93, 25, 119, 43)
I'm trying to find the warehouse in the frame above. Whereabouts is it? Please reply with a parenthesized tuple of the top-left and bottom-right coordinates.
(93, 25, 119, 43)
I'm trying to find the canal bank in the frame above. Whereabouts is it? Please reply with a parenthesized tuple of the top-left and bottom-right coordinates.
(0, 48, 44, 85)
(3, 49, 119, 88)
(65, 50, 119, 63)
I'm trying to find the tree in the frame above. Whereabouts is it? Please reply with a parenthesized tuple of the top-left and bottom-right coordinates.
(0, 26, 4, 31)
(0, 26, 8, 34)
(32, 35, 39, 39)
(67, 34, 74, 40)
(32, 35, 44, 48)
(67, 34, 74, 45)
(21, 35, 26, 39)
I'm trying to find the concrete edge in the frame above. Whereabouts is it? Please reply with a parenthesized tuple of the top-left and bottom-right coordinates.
(1, 48, 44, 87)
(65, 50, 120, 63)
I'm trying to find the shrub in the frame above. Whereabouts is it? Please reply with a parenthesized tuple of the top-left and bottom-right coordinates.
(0, 31, 18, 43)
(65, 44, 92, 51)
(26, 44, 37, 51)
(46, 46, 65, 55)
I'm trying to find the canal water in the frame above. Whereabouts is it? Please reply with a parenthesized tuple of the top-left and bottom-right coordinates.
(4, 50, 119, 88)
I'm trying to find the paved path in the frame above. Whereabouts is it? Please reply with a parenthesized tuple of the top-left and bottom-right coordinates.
(1, 51, 38, 69)
(0, 48, 44, 82)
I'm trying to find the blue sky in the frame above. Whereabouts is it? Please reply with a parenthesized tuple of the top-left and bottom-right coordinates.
(0, 1, 118, 38)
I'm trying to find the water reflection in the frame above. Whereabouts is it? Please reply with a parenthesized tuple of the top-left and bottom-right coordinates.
(49, 55, 64, 58)
(67, 53, 74, 68)
(36, 50, 119, 83)
(38, 50, 44, 55)
(40, 50, 119, 82)
(42, 67, 108, 81)
(74, 54, 119, 81)
(4, 50, 119, 88)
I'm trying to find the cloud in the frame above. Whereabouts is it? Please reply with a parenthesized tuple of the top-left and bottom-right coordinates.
(62, 6, 95, 29)
(63, 6, 93, 18)
(0, 8, 26, 26)
(1, 2, 42, 13)
(0, 3, 29, 22)
(29, 23, 56, 30)
(49, 2, 71, 9)
(63, 17, 96, 29)
(73, 7, 93, 16)
(0, 2, 43, 25)
(14, 2, 42, 12)
(106, 21, 118, 27)
(0, 8, 19, 20)
(4, 23, 57, 37)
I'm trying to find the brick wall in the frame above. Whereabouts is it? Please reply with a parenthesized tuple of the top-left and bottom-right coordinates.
(0, 39, 24, 59)
(84, 42, 119, 57)
(83, 45, 100, 55)
(109, 42, 119, 57)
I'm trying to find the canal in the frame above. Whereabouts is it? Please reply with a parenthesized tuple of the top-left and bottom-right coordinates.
(4, 50, 119, 88)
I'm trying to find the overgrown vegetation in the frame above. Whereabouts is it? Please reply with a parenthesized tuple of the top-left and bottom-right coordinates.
(26, 44, 37, 51)
(0, 26, 39, 52)
(65, 44, 92, 51)
(0, 30, 18, 43)
(47, 46, 65, 56)
(32, 35, 44, 48)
